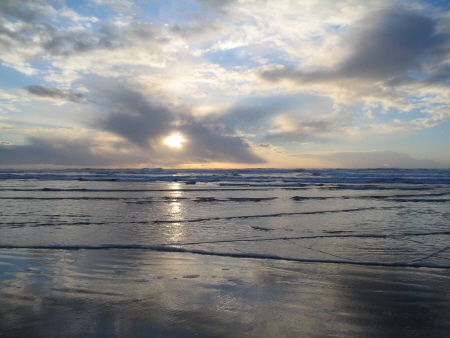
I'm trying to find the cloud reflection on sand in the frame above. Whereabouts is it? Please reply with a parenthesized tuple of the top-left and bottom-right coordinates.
(1, 248, 450, 337)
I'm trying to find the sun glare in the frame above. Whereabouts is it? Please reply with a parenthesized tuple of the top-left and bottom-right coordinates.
(164, 133, 186, 148)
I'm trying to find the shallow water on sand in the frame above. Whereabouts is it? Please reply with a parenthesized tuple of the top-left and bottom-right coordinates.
(1, 168, 449, 336)
(1, 249, 450, 337)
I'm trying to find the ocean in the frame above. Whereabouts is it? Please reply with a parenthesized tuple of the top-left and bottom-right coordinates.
(1, 168, 449, 336)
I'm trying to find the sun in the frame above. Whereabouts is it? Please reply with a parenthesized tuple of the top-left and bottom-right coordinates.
(164, 133, 186, 148)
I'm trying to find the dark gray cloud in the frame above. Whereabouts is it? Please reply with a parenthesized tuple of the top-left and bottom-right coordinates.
(194, 0, 237, 10)
(204, 100, 290, 134)
(261, 7, 449, 90)
(339, 8, 442, 79)
(0, 0, 48, 22)
(0, 77, 265, 167)
(179, 122, 262, 163)
(44, 22, 129, 57)
(94, 83, 174, 147)
(0, 137, 119, 166)
(295, 151, 448, 169)
(93, 80, 263, 164)
(24, 85, 89, 104)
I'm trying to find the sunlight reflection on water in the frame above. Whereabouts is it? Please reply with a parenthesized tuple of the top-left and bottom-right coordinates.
(165, 182, 186, 243)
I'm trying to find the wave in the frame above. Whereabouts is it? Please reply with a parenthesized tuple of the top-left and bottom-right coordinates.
(1, 168, 449, 185)
(168, 230, 450, 245)
(388, 198, 450, 203)
(0, 207, 383, 228)
(193, 197, 278, 202)
(323, 184, 437, 190)
(0, 187, 280, 192)
(152, 207, 378, 223)
(0, 244, 448, 269)
(1, 194, 447, 203)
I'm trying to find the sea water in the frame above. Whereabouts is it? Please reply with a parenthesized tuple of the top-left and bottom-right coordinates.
(1, 168, 449, 266)
(1, 168, 449, 336)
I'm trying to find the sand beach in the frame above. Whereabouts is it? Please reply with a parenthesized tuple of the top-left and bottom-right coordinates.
(2, 248, 450, 337)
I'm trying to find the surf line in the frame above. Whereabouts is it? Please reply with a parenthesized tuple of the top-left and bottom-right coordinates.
(153, 206, 378, 223)
(166, 230, 450, 246)
(0, 244, 449, 269)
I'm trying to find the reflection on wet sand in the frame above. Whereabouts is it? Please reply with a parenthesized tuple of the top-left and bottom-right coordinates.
(1, 249, 449, 337)
(330, 265, 450, 336)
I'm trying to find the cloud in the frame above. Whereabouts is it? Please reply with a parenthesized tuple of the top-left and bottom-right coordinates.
(93, 79, 264, 164)
(0, 2, 178, 80)
(0, 135, 123, 167)
(265, 118, 334, 143)
(0, 125, 263, 167)
(262, 7, 445, 79)
(1, 78, 264, 167)
(92, 81, 175, 147)
(254, 143, 284, 154)
(92, 0, 136, 13)
(194, 0, 237, 10)
(0, 1, 99, 77)
(0, 0, 53, 22)
(255, 5, 450, 140)
(178, 122, 263, 163)
(0, 127, 177, 167)
(339, 8, 441, 79)
(1, 0, 450, 168)
(24, 85, 89, 104)
(259, 7, 450, 104)
(293, 151, 448, 169)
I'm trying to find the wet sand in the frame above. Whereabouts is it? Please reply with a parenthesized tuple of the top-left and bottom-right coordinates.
(1, 248, 449, 337)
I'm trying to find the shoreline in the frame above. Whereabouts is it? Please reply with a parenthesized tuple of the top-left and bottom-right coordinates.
(1, 245, 449, 270)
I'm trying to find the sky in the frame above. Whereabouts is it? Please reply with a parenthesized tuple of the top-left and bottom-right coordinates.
(1, 0, 449, 169)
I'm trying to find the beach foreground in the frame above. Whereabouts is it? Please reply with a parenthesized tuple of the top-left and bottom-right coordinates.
(1, 168, 449, 336)
(1, 248, 449, 337)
